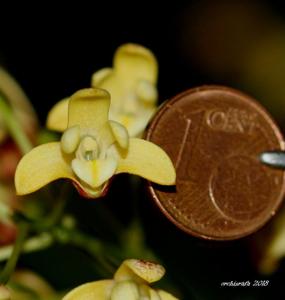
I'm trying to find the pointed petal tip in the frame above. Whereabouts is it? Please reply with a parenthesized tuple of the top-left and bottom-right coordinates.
(162, 170, 176, 186)
(15, 143, 74, 195)
(117, 138, 176, 186)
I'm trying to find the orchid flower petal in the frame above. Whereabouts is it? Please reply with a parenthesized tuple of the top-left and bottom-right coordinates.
(140, 285, 162, 300)
(72, 157, 117, 188)
(68, 88, 115, 146)
(149, 288, 162, 300)
(15, 142, 75, 195)
(111, 109, 155, 138)
(158, 290, 179, 300)
(136, 80, 158, 104)
(111, 281, 140, 300)
(91, 70, 123, 112)
(46, 98, 69, 132)
(114, 259, 165, 284)
(116, 139, 176, 185)
(68, 88, 110, 130)
(61, 125, 81, 154)
(91, 67, 113, 86)
(62, 280, 114, 300)
(110, 120, 129, 149)
(114, 44, 158, 84)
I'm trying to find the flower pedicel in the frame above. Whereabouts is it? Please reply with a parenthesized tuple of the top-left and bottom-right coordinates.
(15, 88, 175, 198)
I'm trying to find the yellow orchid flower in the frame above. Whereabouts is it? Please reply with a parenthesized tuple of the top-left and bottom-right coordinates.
(15, 88, 175, 198)
(63, 259, 179, 300)
(47, 43, 158, 137)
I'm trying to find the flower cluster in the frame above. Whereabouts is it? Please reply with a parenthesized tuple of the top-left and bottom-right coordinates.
(0, 43, 179, 299)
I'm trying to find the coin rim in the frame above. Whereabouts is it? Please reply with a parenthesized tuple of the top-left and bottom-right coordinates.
(146, 85, 285, 240)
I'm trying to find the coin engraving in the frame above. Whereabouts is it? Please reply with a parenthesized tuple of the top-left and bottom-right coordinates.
(209, 156, 271, 222)
(146, 86, 285, 240)
(175, 117, 191, 169)
(206, 108, 258, 134)
(175, 110, 205, 181)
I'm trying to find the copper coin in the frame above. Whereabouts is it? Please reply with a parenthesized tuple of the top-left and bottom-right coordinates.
(146, 86, 285, 240)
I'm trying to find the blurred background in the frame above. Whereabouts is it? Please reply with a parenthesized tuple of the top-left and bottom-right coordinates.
(1, 1, 285, 299)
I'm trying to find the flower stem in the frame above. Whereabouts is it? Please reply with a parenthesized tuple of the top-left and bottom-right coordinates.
(0, 233, 53, 262)
(0, 184, 68, 283)
(0, 222, 29, 284)
(0, 94, 33, 154)
(34, 184, 69, 230)
(53, 225, 118, 276)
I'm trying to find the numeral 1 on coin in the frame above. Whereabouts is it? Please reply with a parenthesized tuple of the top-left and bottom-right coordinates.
(175, 111, 205, 180)
(175, 118, 191, 169)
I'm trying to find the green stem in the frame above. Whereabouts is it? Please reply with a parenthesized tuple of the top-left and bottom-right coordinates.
(0, 233, 53, 262)
(0, 222, 29, 284)
(72, 232, 115, 275)
(0, 184, 68, 281)
(53, 226, 117, 276)
(90, 203, 124, 244)
(0, 94, 33, 154)
(34, 184, 69, 230)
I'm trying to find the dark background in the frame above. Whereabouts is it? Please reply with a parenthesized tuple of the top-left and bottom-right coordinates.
(1, 1, 285, 299)
(1, 1, 284, 126)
